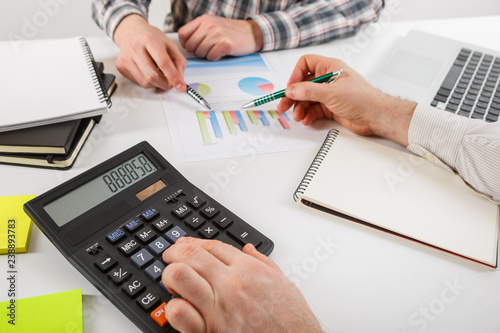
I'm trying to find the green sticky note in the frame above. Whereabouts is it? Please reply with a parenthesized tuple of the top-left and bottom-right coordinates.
(0, 289, 83, 333)
(0, 195, 36, 254)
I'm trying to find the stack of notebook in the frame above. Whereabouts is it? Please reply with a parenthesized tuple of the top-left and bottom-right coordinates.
(0, 38, 117, 169)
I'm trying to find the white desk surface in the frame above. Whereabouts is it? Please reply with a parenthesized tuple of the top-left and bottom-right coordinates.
(1, 15, 499, 333)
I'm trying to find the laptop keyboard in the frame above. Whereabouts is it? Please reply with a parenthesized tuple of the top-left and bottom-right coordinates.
(431, 48, 500, 122)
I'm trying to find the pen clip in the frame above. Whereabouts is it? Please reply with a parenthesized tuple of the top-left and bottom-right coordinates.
(326, 69, 343, 84)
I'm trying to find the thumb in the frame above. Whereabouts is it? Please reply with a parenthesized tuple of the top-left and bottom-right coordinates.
(285, 81, 333, 104)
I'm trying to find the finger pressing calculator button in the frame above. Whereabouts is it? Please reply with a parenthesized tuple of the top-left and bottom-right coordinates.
(118, 239, 140, 256)
(106, 228, 126, 244)
(122, 278, 146, 298)
(140, 207, 159, 221)
(136, 291, 161, 312)
(135, 226, 156, 244)
(171, 203, 192, 219)
(198, 225, 220, 239)
(131, 249, 154, 269)
(94, 253, 117, 272)
(184, 213, 205, 230)
(124, 217, 143, 232)
(165, 226, 187, 243)
(186, 195, 206, 208)
(107, 266, 131, 285)
(145, 260, 165, 281)
(200, 204, 219, 219)
(227, 224, 262, 248)
(151, 302, 168, 327)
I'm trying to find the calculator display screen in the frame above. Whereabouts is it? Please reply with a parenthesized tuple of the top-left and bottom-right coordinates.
(45, 153, 157, 227)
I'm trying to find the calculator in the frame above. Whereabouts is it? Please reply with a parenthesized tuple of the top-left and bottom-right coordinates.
(24, 141, 274, 332)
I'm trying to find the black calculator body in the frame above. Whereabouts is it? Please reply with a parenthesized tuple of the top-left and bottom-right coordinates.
(24, 141, 274, 332)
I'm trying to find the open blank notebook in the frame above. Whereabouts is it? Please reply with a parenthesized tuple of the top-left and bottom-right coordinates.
(0, 37, 110, 132)
(294, 129, 499, 268)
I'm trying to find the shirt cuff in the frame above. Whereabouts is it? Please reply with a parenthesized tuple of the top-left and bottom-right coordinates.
(250, 12, 300, 51)
(407, 104, 469, 171)
(103, 4, 148, 40)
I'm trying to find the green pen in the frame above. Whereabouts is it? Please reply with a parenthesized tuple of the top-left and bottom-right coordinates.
(241, 69, 343, 109)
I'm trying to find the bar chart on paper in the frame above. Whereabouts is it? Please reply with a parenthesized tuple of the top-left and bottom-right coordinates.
(161, 53, 329, 162)
(196, 110, 291, 144)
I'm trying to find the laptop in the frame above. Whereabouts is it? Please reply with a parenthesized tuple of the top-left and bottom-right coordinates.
(370, 30, 500, 122)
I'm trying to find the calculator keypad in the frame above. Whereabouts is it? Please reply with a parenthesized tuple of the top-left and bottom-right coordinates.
(89, 188, 269, 332)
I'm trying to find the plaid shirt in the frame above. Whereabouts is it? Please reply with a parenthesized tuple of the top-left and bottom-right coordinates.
(92, 0, 384, 51)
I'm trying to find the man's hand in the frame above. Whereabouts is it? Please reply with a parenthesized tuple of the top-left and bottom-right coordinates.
(113, 14, 187, 91)
(178, 15, 264, 61)
(277, 55, 417, 146)
(161, 237, 322, 333)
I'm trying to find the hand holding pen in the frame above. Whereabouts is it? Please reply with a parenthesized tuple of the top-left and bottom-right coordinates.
(241, 69, 342, 109)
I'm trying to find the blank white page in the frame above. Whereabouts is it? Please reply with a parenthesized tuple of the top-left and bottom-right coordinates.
(299, 130, 499, 266)
(0, 37, 108, 131)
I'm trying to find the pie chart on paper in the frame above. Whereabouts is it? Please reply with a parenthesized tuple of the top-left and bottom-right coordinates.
(238, 77, 275, 96)
(189, 83, 212, 97)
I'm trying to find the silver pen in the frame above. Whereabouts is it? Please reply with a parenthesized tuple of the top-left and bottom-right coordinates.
(186, 86, 214, 111)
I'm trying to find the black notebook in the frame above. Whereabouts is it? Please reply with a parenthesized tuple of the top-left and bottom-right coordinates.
(294, 129, 499, 268)
(0, 118, 97, 169)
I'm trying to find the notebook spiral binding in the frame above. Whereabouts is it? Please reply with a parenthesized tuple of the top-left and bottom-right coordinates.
(79, 37, 112, 109)
(293, 129, 339, 202)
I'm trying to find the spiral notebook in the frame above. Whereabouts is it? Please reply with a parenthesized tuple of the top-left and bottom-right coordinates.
(294, 129, 499, 268)
(0, 37, 111, 132)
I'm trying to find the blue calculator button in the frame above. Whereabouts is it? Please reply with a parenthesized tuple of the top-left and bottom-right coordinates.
(148, 237, 171, 256)
(124, 218, 143, 232)
(131, 249, 154, 269)
(141, 207, 159, 221)
(106, 228, 126, 244)
(145, 260, 165, 281)
(165, 226, 187, 243)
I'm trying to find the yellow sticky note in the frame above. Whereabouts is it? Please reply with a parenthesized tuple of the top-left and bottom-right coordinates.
(0, 195, 36, 254)
(0, 289, 83, 333)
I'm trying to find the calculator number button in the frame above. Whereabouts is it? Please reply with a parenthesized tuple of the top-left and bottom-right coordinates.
(199, 225, 220, 239)
(122, 278, 146, 298)
(118, 239, 140, 256)
(184, 213, 205, 230)
(148, 237, 171, 256)
(106, 228, 126, 244)
(94, 253, 117, 272)
(135, 226, 156, 244)
(186, 195, 206, 208)
(200, 204, 219, 219)
(171, 203, 192, 219)
(107, 266, 131, 285)
(131, 249, 154, 269)
(141, 207, 159, 221)
(145, 260, 166, 281)
(136, 291, 161, 312)
(152, 218, 172, 232)
(124, 218, 143, 232)
(151, 302, 169, 327)
(165, 226, 187, 243)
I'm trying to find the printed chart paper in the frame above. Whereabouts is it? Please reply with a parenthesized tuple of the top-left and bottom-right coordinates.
(161, 53, 327, 162)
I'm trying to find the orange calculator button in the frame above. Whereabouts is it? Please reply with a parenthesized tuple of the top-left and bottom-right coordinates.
(151, 302, 168, 327)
